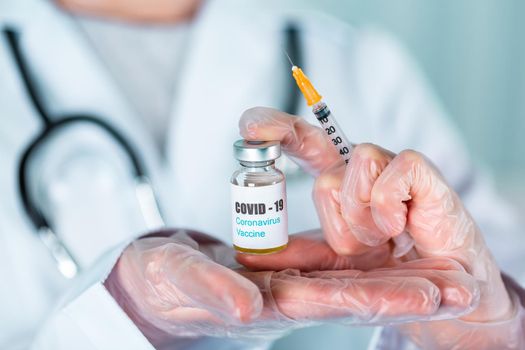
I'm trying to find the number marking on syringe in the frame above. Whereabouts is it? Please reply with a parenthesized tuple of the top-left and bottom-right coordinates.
(316, 113, 351, 164)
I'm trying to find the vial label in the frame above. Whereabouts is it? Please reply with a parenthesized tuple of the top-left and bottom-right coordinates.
(231, 182, 288, 250)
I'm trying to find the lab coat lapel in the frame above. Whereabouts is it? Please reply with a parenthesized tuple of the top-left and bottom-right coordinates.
(165, 0, 287, 235)
(1, 0, 164, 266)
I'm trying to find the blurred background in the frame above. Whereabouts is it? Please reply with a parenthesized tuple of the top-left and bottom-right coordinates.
(271, 1, 525, 349)
(274, 0, 525, 210)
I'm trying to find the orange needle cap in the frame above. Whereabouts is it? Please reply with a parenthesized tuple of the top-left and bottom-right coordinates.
(291, 66, 322, 106)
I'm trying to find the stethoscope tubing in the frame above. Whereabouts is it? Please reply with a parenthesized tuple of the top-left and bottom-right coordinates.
(1, 22, 302, 277)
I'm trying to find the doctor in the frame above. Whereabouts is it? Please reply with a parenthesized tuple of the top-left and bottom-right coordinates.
(0, 0, 524, 349)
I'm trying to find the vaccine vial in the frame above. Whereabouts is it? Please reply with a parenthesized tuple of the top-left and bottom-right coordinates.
(230, 140, 288, 254)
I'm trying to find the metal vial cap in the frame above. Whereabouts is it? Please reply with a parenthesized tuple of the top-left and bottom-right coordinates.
(233, 140, 281, 162)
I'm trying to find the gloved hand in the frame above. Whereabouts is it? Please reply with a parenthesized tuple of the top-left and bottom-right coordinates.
(105, 229, 479, 349)
(238, 107, 525, 349)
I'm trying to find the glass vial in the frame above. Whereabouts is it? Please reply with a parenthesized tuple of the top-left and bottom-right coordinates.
(230, 140, 288, 254)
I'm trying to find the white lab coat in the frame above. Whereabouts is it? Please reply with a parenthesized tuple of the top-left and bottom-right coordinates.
(1, 0, 523, 349)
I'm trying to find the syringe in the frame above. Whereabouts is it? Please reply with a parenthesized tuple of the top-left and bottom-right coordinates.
(290, 65, 414, 258)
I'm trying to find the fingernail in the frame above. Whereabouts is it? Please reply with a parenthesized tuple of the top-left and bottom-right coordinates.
(442, 282, 480, 313)
(244, 122, 258, 138)
(235, 306, 244, 322)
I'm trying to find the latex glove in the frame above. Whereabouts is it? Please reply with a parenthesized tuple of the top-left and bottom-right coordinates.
(104, 230, 265, 349)
(239, 107, 524, 349)
(239, 230, 480, 321)
(105, 229, 478, 349)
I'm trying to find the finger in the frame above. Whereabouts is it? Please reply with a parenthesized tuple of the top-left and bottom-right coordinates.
(131, 238, 263, 323)
(303, 257, 466, 278)
(363, 270, 478, 312)
(165, 245, 262, 323)
(239, 107, 342, 175)
(339, 143, 396, 247)
(236, 230, 391, 271)
(313, 165, 371, 255)
(384, 257, 466, 272)
(300, 272, 477, 315)
(369, 150, 477, 259)
(153, 306, 244, 339)
(270, 271, 441, 322)
(159, 306, 223, 325)
(303, 258, 479, 312)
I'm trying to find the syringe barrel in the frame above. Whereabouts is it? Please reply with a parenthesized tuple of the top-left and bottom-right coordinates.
(312, 101, 353, 164)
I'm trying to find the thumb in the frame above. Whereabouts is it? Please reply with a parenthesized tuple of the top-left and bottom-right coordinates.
(239, 107, 342, 175)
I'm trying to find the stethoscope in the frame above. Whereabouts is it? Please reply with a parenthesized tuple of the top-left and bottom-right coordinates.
(1, 23, 303, 279)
